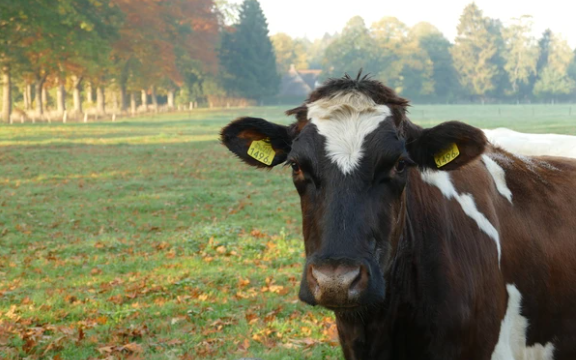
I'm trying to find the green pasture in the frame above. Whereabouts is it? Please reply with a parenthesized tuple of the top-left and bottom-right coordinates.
(1, 104, 575, 359)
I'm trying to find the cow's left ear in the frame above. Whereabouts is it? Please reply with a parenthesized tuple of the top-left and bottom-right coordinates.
(220, 117, 294, 168)
(406, 121, 487, 171)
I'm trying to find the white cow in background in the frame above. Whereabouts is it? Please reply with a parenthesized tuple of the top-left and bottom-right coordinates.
(482, 128, 576, 159)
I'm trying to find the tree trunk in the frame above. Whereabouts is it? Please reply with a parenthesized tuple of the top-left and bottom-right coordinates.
(96, 86, 105, 114)
(2, 66, 11, 122)
(120, 84, 127, 112)
(141, 89, 147, 111)
(42, 87, 48, 110)
(26, 83, 32, 110)
(86, 81, 94, 104)
(167, 89, 175, 109)
(112, 91, 118, 112)
(23, 81, 30, 111)
(57, 77, 66, 113)
(34, 76, 45, 115)
(72, 75, 83, 114)
(151, 86, 158, 111)
(130, 92, 136, 114)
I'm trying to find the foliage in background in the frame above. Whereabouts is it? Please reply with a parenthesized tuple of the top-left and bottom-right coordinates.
(271, 33, 308, 73)
(533, 33, 575, 100)
(451, 3, 499, 102)
(502, 16, 539, 100)
(3, 0, 576, 123)
(218, 0, 279, 101)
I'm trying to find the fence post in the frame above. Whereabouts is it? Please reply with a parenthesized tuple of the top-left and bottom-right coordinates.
(63, 111, 67, 123)
(112, 113, 116, 122)
(84, 113, 88, 123)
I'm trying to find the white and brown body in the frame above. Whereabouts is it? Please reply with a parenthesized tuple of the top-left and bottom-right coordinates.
(221, 75, 576, 360)
(336, 148, 576, 360)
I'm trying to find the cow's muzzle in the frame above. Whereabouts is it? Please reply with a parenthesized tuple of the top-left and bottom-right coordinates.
(300, 258, 371, 308)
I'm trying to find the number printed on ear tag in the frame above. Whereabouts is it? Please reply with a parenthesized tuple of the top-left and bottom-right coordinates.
(247, 139, 275, 165)
(434, 143, 460, 168)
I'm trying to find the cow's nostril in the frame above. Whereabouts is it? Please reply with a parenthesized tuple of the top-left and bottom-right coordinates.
(348, 265, 369, 300)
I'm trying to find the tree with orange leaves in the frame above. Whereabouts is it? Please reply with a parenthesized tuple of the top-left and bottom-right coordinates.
(111, 0, 219, 111)
(0, 0, 120, 120)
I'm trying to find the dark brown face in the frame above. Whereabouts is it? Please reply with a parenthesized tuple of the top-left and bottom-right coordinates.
(288, 110, 411, 311)
(220, 76, 487, 314)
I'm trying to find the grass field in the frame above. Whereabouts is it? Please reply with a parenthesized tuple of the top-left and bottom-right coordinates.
(1, 104, 575, 360)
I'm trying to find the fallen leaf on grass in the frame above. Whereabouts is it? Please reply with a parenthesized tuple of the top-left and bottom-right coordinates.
(288, 337, 320, 349)
(250, 229, 267, 238)
(238, 278, 251, 288)
(163, 339, 184, 346)
(98, 342, 143, 355)
(122, 342, 143, 353)
(237, 338, 250, 352)
(245, 312, 258, 324)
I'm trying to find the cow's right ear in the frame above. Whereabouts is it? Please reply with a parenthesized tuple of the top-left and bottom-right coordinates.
(220, 117, 294, 168)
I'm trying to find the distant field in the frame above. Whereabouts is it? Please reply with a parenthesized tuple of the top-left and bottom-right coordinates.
(408, 104, 576, 134)
(0, 104, 575, 359)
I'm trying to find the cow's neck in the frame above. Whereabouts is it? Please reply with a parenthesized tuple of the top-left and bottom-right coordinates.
(335, 169, 455, 360)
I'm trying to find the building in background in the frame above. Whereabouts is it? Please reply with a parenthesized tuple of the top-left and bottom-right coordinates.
(278, 65, 322, 101)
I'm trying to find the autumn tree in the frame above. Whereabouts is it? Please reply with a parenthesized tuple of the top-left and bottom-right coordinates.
(219, 0, 279, 100)
(0, 1, 59, 120)
(501, 16, 539, 101)
(370, 17, 410, 92)
(484, 19, 510, 99)
(215, 0, 240, 26)
(322, 16, 379, 80)
(536, 30, 553, 78)
(416, 25, 461, 101)
(524, 29, 552, 99)
(451, 3, 499, 103)
(109, 0, 218, 113)
(306, 33, 336, 70)
(0, 1, 30, 121)
(271, 33, 308, 73)
(369, 18, 434, 99)
(533, 34, 575, 102)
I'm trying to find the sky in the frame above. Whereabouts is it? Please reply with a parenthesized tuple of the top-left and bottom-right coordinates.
(230, 0, 576, 48)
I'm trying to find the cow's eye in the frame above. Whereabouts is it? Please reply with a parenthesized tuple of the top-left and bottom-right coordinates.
(290, 161, 300, 173)
(395, 160, 406, 173)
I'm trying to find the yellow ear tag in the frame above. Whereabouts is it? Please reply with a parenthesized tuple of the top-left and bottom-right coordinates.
(247, 138, 275, 165)
(434, 143, 460, 168)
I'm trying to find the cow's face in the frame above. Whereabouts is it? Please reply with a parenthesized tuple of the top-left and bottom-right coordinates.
(221, 76, 486, 313)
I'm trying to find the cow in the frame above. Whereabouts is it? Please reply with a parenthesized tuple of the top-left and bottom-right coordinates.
(220, 74, 576, 360)
(483, 128, 576, 159)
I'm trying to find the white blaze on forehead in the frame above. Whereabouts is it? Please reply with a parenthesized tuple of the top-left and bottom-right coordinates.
(491, 284, 555, 360)
(420, 170, 502, 264)
(307, 91, 392, 175)
(482, 154, 513, 204)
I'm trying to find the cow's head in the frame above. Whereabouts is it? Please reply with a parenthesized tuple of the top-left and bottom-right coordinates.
(221, 75, 487, 313)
